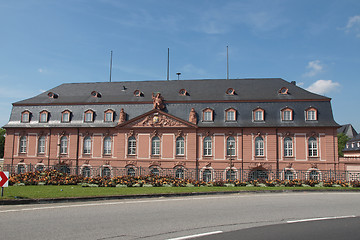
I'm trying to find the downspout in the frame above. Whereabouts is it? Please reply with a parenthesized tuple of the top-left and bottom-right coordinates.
(47, 128, 51, 169)
(241, 128, 244, 181)
(11, 129, 15, 174)
(334, 128, 337, 179)
(195, 129, 199, 181)
(276, 128, 279, 179)
(76, 127, 80, 175)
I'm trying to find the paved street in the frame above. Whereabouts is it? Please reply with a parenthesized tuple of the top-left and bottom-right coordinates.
(1, 192, 360, 240)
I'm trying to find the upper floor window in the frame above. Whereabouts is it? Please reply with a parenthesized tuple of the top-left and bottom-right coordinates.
(128, 136, 136, 155)
(226, 136, 236, 156)
(19, 136, 27, 153)
(203, 108, 213, 122)
(60, 136, 68, 154)
(151, 136, 160, 155)
(38, 136, 46, 154)
(21, 111, 30, 123)
(83, 136, 92, 154)
(39, 111, 49, 123)
(104, 110, 114, 122)
(308, 137, 318, 157)
(84, 110, 94, 122)
(281, 108, 293, 121)
(176, 137, 185, 156)
(253, 108, 264, 121)
(62, 110, 71, 123)
(225, 108, 236, 121)
(255, 136, 264, 156)
(203, 136, 212, 156)
(284, 137, 293, 157)
(226, 88, 235, 95)
(103, 137, 112, 155)
(306, 107, 317, 121)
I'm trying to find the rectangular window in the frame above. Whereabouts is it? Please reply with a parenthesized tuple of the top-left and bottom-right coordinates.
(176, 138, 185, 155)
(226, 111, 235, 121)
(105, 112, 113, 122)
(204, 111, 212, 121)
(40, 112, 47, 122)
(255, 111, 263, 121)
(62, 112, 70, 122)
(85, 112, 93, 122)
(22, 113, 29, 123)
(283, 110, 292, 121)
(307, 110, 316, 120)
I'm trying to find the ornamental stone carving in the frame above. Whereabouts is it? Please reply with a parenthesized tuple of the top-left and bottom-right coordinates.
(132, 113, 187, 128)
(189, 108, 197, 124)
(119, 108, 126, 124)
(152, 93, 165, 110)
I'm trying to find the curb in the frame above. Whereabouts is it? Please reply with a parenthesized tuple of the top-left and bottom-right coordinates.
(1, 188, 360, 205)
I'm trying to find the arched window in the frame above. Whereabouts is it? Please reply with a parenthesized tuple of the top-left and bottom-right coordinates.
(21, 111, 30, 123)
(38, 136, 46, 154)
(127, 167, 136, 176)
(60, 136, 68, 154)
(175, 168, 184, 179)
(253, 108, 264, 121)
(128, 136, 136, 155)
(226, 169, 236, 181)
(36, 164, 44, 172)
(103, 137, 112, 155)
(309, 170, 319, 180)
(82, 166, 91, 177)
(255, 136, 264, 156)
(150, 167, 160, 176)
(176, 137, 185, 156)
(84, 110, 94, 122)
(19, 136, 27, 153)
(151, 136, 160, 155)
(284, 137, 293, 157)
(281, 108, 293, 121)
(203, 108, 213, 122)
(308, 137, 318, 157)
(17, 164, 26, 174)
(202, 169, 212, 182)
(83, 136, 91, 154)
(284, 170, 294, 180)
(104, 110, 114, 122)
(306, 108, 317, 121)
(61, 110, 71, 123)
(203, 137, 212, 156)
(226, 137, 236, 156)
(102, 166, 111, 177)
(39, 111, 48, 123)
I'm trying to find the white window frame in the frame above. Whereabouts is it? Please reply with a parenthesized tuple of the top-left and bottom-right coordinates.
(203, 111, 212, 121)
(105, 111, 113, 122)
(103, 137, 112, 155)
(203, 137, 212, 156)
(22, 112, 30, 123)
(226, 137, 236, 156)
(151, 136, 160, 155)
(284, 137, 293, 157)
(307, 110, 316, 121)
(40, 112, 48, 123)
(176, 137, 185, 156)
(308, 137, 318, 157)
(38, 136, 46, 154)
(62, 112, 70, 122)
(255, 136, 264, 156)
(128, 136, 136, 155)
(60, 136, 68, 154)
(254, 110, 264, 121)
(83, 136, 92, 154)
(20, 136, 27, 153)
(226, 110, 235, 121)
(283, 110, 292, 121)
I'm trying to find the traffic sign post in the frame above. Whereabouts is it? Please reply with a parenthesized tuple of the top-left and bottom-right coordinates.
(0, 171, 9, 197)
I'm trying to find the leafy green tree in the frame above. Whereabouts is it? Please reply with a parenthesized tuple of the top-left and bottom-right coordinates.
(337, 133, 350, 157)
(0, 128, 5, 158)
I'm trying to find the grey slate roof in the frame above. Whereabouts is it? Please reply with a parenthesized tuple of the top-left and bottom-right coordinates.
(337, 124, 358, 139)
(343, 133, 360, 152)
(4, 78, 339, 128)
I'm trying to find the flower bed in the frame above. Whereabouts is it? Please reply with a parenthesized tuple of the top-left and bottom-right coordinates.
(9, 170, 360, 188)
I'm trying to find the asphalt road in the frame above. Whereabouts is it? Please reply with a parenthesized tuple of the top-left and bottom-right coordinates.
(1, 192, 360, 240)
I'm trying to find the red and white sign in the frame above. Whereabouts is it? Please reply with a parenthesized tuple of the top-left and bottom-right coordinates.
(0, 171, 9, 187)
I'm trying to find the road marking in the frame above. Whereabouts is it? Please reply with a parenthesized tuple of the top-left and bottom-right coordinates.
(287, 215, 356, 223)
(167, 231, 223, 240)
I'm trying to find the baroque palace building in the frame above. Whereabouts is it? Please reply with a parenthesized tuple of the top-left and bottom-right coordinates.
(3, 78, 340, 181)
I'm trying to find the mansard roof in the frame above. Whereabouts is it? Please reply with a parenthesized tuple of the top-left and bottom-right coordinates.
(13, 78, 330, 105)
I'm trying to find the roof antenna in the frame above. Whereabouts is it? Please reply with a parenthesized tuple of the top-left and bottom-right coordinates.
(167, 48, 170, 81)
(227, 46, 229, 80)
(109, 50, 113, 82)
(176, 72, 181, 80)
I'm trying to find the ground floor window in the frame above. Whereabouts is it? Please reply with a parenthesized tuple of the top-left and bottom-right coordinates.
(82, 166, 91, 177)
(150, 167, 160, 176)
(202, 169, 212, 182)
(309, 170, 320, 180)
(127, 167, 136, 176)
(226, 169, 236, 181)
(102, 166, 111, 177)
(249, 170, 268, 180)
(284, 170, 294, 180)
(17, 164, 26, 174)
(175, 168, 184, 179)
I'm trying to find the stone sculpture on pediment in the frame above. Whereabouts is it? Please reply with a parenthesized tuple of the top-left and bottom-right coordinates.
(152, 93, 165, 110)
(189, 108, 197, 124)
(119, 108, 126, 124)
(132, 113, 187, 128)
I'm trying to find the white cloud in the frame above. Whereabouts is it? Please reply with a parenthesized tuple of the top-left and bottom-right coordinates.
(344, 15, 360, 38)
(304, 60, 324, 77)
(306, 80, 340, 95)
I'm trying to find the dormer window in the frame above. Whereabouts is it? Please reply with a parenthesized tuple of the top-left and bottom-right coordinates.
(134, 90, 143, 97)
(39, 110, 49, 123)
(225, 108, 236, 121)
(179, 89, 188, 96)
(253, 108, 264, 121)
(306, 107, 317, 121)
(47, 92, 58, 99)
(278, 87, 289, 94)
(62, 110, 71, 123)
(226, 88, 235, 95)
(84, 110, 94, 122)
(281, 108, 293, 121)
(104, 109, 114, 122)
(21, 111, 31, 123)
(203, 108, 214, 122)
(91, 91, 101, 98)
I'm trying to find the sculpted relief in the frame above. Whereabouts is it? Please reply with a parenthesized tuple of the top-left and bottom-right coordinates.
(131, 113, 187, 128)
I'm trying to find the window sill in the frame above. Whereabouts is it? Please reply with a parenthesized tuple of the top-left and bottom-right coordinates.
(175, 155, 185, 159)
(127, 155, 137, 158)
(151, 155, 160, 159)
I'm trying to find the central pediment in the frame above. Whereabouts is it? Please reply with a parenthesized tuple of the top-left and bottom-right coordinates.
(117, 109, 197, 128)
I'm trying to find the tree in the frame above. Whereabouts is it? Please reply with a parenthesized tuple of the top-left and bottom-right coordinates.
(338, 133, 350, 157)
(0, 128, 5, 158)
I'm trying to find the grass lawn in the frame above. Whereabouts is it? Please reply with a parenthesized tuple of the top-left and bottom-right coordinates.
(0, 185, 355, 200)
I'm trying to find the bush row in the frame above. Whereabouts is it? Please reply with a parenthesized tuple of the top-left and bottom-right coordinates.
(9, 170, 360, 188)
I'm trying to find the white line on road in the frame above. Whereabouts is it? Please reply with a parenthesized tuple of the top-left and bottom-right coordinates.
(287, 215, 356, 223)
(167, 231, 223, 240)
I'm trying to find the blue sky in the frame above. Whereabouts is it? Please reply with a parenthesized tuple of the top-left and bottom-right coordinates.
(1, 0, 360, 131)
